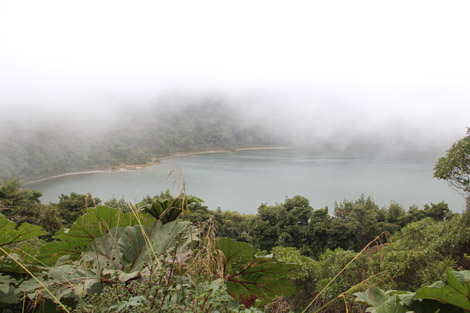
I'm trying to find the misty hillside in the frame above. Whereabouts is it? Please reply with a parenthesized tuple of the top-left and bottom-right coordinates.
(0, 100, 275, 182)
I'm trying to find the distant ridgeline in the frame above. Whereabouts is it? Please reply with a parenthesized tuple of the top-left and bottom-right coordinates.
(0, 101, 275, 182)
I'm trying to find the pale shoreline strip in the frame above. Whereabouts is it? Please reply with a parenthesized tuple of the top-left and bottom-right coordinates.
(22, 170, 114, 186)
(22, 146, 291, 186)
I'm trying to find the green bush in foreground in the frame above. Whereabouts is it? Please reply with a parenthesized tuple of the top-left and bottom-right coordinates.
(355, 268, 470, 313)
(0, 192, 296, 312)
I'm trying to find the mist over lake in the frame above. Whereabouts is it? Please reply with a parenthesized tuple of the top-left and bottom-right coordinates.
(28, 149, 465, 214)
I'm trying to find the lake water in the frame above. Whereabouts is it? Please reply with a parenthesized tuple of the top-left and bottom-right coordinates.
(28, 149, 466, 214)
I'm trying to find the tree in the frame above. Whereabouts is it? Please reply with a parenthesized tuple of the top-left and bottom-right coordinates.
(213, 209, 254, 243)
(434, 128, 470, 211)
(0, 180, 63, 237)
(52, 192, 101, 226)
(251, 196, 318, 256)
(330, 195, 384, 251)
(0, 180, 42, 218)
(104, 196, 130, 212)
(422, 201, 452, 221)
(385, 202, 406, 226)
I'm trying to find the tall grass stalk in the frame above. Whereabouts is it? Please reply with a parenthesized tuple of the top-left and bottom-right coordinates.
(127, 202, 162, 269)
(22, 291, 26, 313)
(342, 295, 349, 313)
(0, 246, 70, 313)
(311, 272, 384, 313)
(16, 247, 88, 306)
(185, 218, 224, 283)
(302, 232, 387, 313)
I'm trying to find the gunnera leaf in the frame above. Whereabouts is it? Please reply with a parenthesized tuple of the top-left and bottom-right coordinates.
(37, 206, 150, 265)
(216, 238, 297, 307)
(81, 220, 198, 272)
(415, 268, 470, 312)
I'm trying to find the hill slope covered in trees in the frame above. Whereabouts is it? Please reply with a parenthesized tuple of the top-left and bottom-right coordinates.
(0, 100, 275, 182)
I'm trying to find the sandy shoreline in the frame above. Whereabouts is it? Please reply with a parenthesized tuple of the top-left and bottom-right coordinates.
(22, 146, 291, 186)
(236, 147, 291, 151)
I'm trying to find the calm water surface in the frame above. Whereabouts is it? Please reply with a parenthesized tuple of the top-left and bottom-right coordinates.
(28, 149, 465, 214)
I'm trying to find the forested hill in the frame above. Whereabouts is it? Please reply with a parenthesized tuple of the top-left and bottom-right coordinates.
(0, 100, 276, 182)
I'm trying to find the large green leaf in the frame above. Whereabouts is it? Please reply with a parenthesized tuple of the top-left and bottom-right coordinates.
(19, 220, 197, 305)
(18, 263, 103, 302)
(216, 238, 297, 307)
(37, 206, 149, 265)
(354, 287, 408, 313)
(17, 264, 144, 304)
(0, 273, 21, 304)
(354, 287, 391, 309)
(0, 214, 46, 247)
(415, 268, 470, 311)
(81, 220, 198, 272)
(355, 280, 466, 313)
(0, 215, 47, 273)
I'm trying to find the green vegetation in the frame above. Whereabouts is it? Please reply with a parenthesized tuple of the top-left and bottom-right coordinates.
(51, 192, 101, 228)
(137, 191, 203, 224)
(434, 128, 470, 210)
(1, 180, 469, 312)
(0, 101, 274, 182)
(0, 187, 297, 312)
(355, 268, 470, 312)
(216, 238, 297, 307)
(248, 195, 451, 258)
(0, 179, 63, 237)
(0, 129, 469, 312)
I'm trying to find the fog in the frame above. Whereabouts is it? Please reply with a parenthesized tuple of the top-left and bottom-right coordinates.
(1, 0, 469, 156)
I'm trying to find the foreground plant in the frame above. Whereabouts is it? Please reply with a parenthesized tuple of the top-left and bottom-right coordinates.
(74, 272, 261, 313)
(354, 268, 470, 313)
(18, 220, 196, 309)
(138, 191, 203, 224)
(216, 238, 297, 308)
(74, 220, 263, 313)
(38, 206, 148, 266)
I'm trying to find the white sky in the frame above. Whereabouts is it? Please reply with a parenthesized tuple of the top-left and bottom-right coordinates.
(0, 0, 469, 139)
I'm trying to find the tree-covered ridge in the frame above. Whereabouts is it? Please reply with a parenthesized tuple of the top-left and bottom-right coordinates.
(0, 100, 275, 182)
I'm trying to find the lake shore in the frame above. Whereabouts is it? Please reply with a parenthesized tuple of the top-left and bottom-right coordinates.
(161, 146, 291, 159)
(22, 146, 291, 186)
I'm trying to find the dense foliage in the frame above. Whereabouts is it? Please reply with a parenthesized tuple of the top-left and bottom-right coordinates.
(434, 128, 470, 210)
(0, 179, 63, 236)
(247, 195, 451, 259)
(1, 179, 469, 312)
(0, 186, 297, 312)
(0, 128, 469, 312)
(355, 268, 470, 312)
(137, 191, 203, 224)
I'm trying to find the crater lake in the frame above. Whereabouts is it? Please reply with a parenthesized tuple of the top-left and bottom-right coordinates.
(27, 149, 465, 214)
